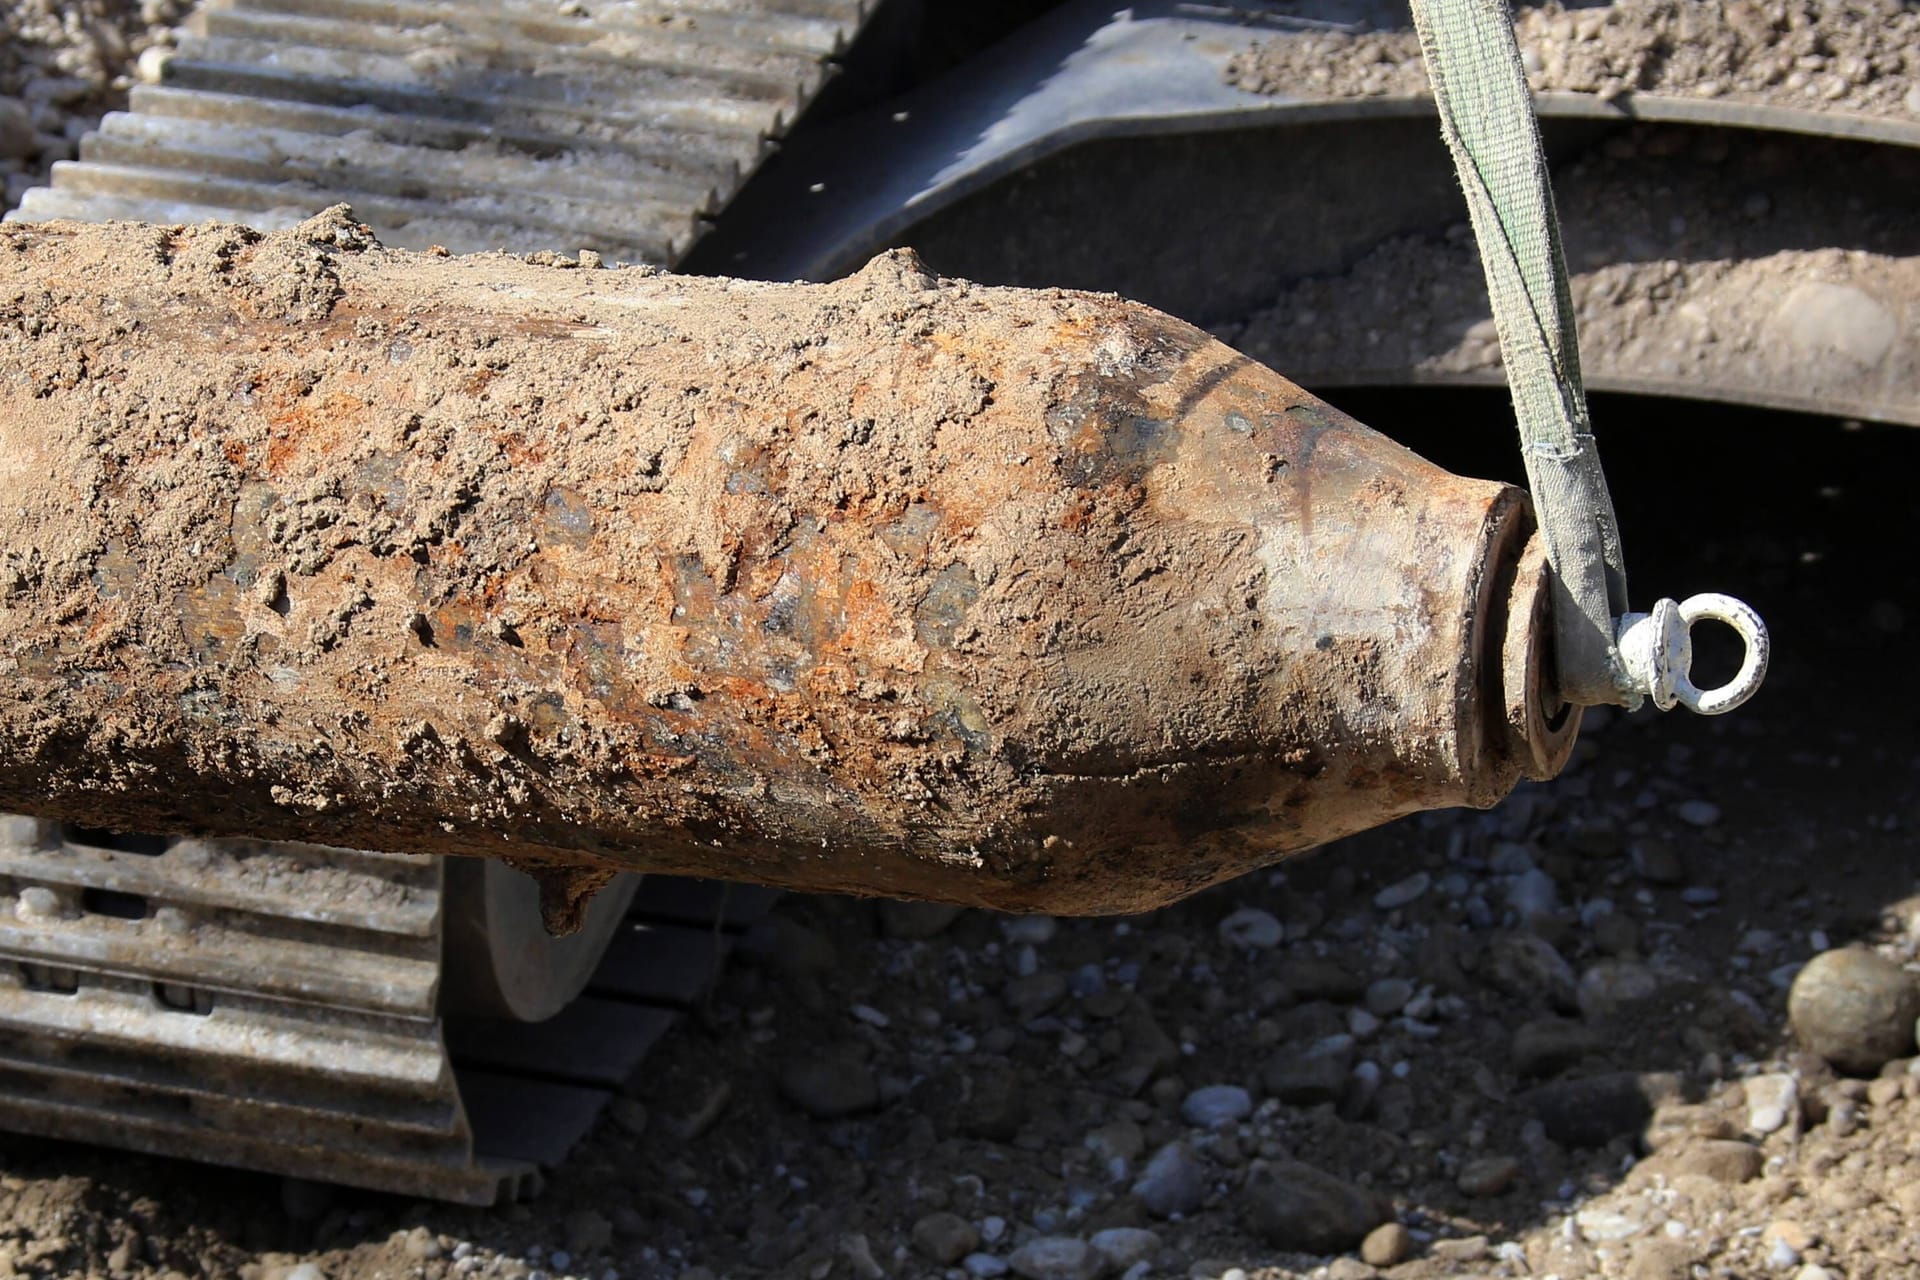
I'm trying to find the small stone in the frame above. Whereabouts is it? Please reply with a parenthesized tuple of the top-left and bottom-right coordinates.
(1795, 1266, 1834, 1280)
(1005, 971, 1070, 1020)
(912, 1213, 981, 1265)
(1239, 1161, 1388, 1252)
(1089, 1228, 1161, 1271)
(1745, 1073, 1799, 1135)
(400, 1228, 443, 1260)
(1132, 1141, 1208, 1218)
(1628, 1238, 1696, 1280)
(284, 1267, 327, 1280)
(1430, 1235, 1488, 1262)
(563, 1210, 612, 1256)
(1631, 839, 1685, 885)
(1507, 869, 1559, 920)
(1261, 1037, 1354, 1104)
(1482, 932, 1580, 1012)
(1347, 1007, 1380, 1038)
(1086, 1117, 1145, 1166)
(963, 1060, 1028, 1140)
(1528, 1071, 1682, 1147)
(1360, 1222, 1412, 1267)
(15, 886, 60, 921)
(841, 1234, 885, 1280)
(1181, 1084, 1252, 1129)
(1675, 800, 1721, 827)
(1007, 1237, 1102, 1280)
(1274, 957, 1366, 1003)
(1788, 946, 1920, 1073)
(1512, 1018, 1605, 1077)
(964, 1256, 1010, 1279)
(1364, 978, 1413, 1018)
(1218, 907, 1283, 950)
(1456, 1155, 1520, 1197)
(1575, 1206, 1645, 1242)
(1681, 886, 1721, 907)
(1374, 872, 1432, 910)
(1666, 1138, 1764, 1183)
(1593, 912, 1641, 956)
(1001, 915, 1058, 946)
(880, 900, 965, 939)
(1765, 1221, 1814, 1254)
(1579, 959, 1661, 1018)
(1325, 1260, 1374, 1280)
(1644, 1102, 1735, 1151)
(1766, 1237, 1801, 1269)
(778, 1054, 879, 1119)
(0, 99, 32, 161)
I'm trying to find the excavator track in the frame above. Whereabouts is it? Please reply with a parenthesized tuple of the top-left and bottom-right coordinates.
(14, 0, 872, 261)
(0, 0, 866, 1203)
(0, 818, 777, 1204)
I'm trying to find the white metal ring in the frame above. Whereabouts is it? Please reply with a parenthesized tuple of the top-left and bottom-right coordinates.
(1670, 593, 1770, 715)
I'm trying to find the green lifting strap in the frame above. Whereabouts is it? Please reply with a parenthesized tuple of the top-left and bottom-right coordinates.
(1406, 0, 1635, 707)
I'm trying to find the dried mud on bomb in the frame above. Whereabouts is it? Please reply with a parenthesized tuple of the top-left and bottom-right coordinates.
(0, 2, 1916, 1280)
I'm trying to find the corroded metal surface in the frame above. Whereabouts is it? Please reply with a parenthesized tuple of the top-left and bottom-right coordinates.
(0, 212, 1571, 916)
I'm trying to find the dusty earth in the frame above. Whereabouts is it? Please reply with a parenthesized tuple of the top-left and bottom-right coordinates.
(1224, 0, 1920, 120)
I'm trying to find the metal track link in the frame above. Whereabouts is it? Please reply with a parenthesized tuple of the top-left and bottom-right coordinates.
(11, 0, 873, 264)
(0, 817, 778, 1203)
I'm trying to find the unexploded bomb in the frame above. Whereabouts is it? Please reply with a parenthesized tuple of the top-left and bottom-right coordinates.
(0, 210, 1576, 916)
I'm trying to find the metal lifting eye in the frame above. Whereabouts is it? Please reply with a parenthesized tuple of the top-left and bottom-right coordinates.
(1615, 594, 1771, 716)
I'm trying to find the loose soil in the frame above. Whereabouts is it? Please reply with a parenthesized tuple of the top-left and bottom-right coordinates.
(1224, 0, 1920, 121)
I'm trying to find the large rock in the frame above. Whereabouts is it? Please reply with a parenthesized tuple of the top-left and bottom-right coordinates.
(1788, 947, 1920, 1074)
(1239, 1161, 1388, 1253)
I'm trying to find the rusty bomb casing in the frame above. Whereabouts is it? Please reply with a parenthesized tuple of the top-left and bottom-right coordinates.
(0, 211, 1578, 916)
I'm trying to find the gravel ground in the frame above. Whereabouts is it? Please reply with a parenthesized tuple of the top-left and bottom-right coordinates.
(0, 0, 183, 211)
(1224, 0, 1920, 120)
(0, 393, 1913, 1280)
